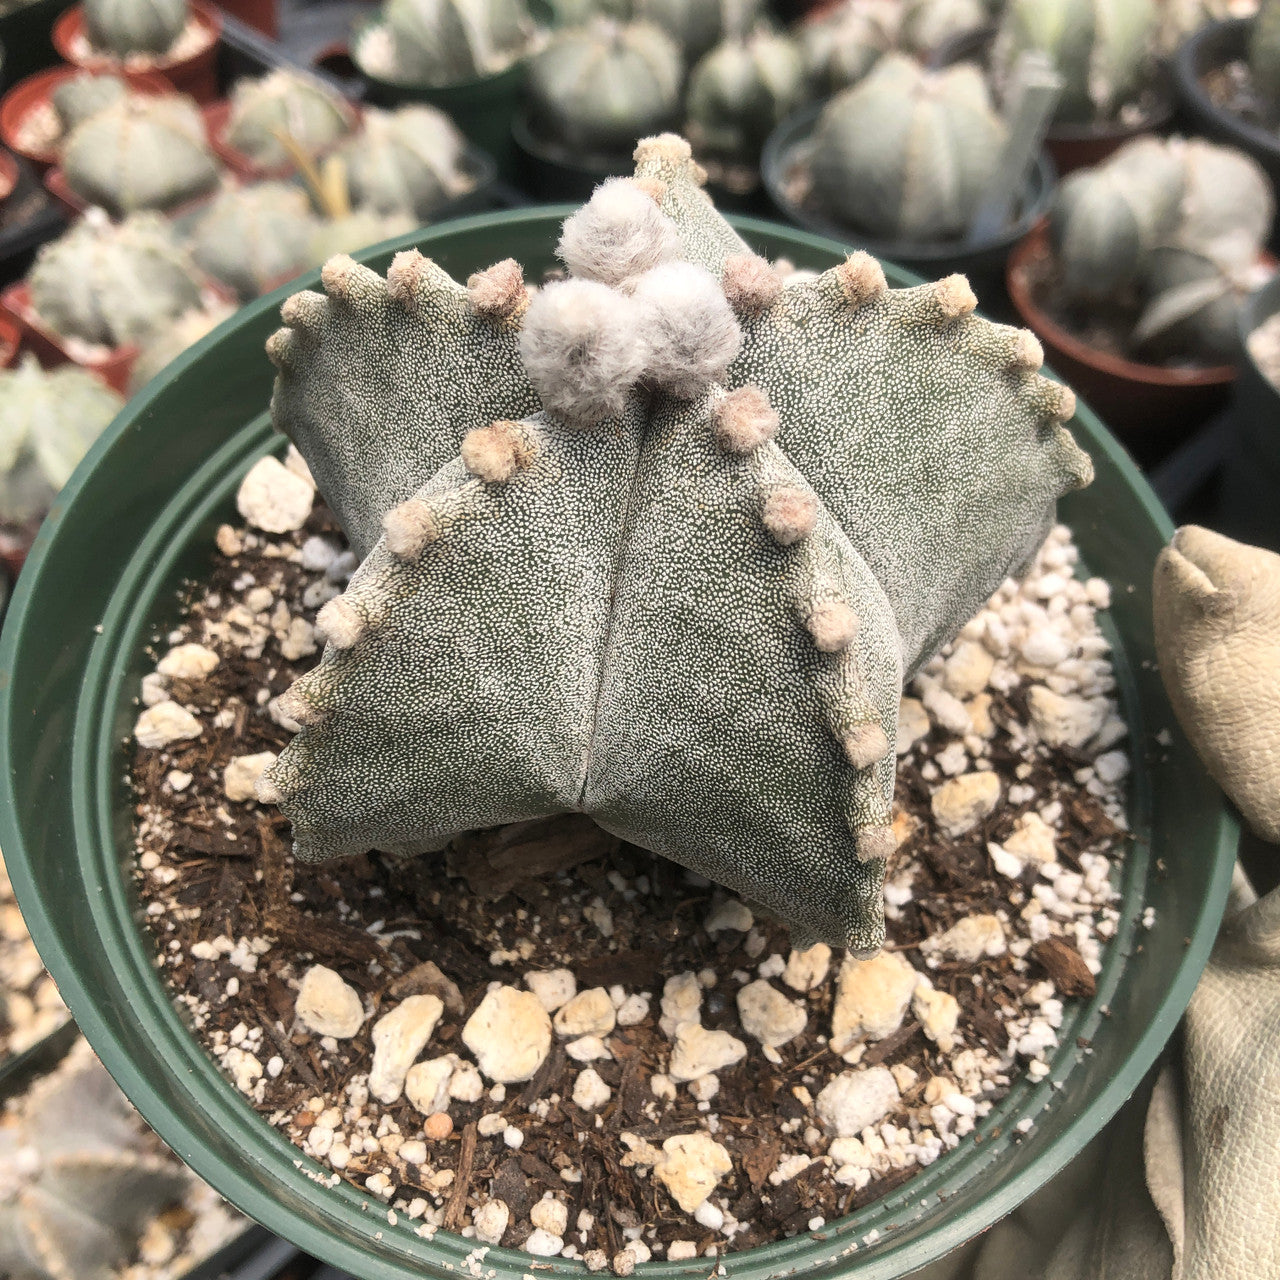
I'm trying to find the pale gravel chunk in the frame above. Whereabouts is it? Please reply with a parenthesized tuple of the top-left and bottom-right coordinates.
(659, 971, 702, 1038)
(653, 1133, 733, 1213)
(616, 993, 650, 1025)
(735, 980, 807, 1048)
(295, 965, 364, 1039)
(472, 1199, 509, 1246)
(369, 995, 444, 1104)
(896, 696, 930, 754)
(923, 914, 1007, 963)
(572, 1068, 612, 1110)
(831, 950, 919, 1051)
(553, 987, 616, 1039)
(462, 987, 552, 1083)
(930, 770, 1001, 837)
(815, 1067, 901, 1137)
(1003, 812, 1058, 866)
(236, 456, 315, 534)
(913, 985, 961, 1053)
(942, 640, 994, 697)
(782, 943, 831, 992)
(134, 700, 202, 749)
(526, 968, 576, 1013)
(156, 642, 219, 680)
(1027, 687, 1107, 749)
(404, 1054, 455, 1116)
(565, 1035, 613, 1062)
(704, 898, 753, 933)
(668, 1024, 747, 1082)
(530, 1196, 569, 1237)
(222, 751, 277, 802)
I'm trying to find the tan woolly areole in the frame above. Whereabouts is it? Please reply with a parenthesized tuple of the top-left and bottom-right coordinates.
(807, 600, 859, 653)
(762, 484, 817, 545)
(842, 723, 890, 770)
(835, 252, 887, 306)
(722, 253, 784, 315)
(466, 259, 528, 322)
(714, 385, 779, 455)
(315, 596, 364, 649)
(932, 273, 978, 320)
(383, 497, 443, 559)
(857, 826, 897, 863)
(461, 420, 537, 483)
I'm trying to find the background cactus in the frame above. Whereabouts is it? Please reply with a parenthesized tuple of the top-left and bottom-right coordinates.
(900, 0, 990, 55)
(547, 0, 764, 59)
(50, 72, 127, 133)
(992, 0, 1160, 125)
(685, 28, 806, 164)
(29, 213, 205, 348)
(61, 93, 219, 216)
(799, 0, 900, 94)
(353, 0, 535, 88)
(341, 104, 473, 220)
(808, 54, 1007, 241)
(0, 1039, 186, 1280)
(257, 137, 1090, 952)
(128, 302, 234, 393)
(306, 207, 415, 263)
(82, 0, 188, 57)
(188, 183, 318, 302)
(526, 19, 683, 155)
(1249, 0, 1280, 110)
(0, 356, 123, 526)
(224, 71, 353, 172)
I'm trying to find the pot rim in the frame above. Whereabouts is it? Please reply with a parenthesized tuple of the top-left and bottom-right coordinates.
(0, 205, 1239, 1280)
(1007, 223, 1240, 388)
(52, 0, 223, 75)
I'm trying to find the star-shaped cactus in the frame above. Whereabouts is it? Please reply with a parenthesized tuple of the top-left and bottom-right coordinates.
(260, 135, 1090, 953)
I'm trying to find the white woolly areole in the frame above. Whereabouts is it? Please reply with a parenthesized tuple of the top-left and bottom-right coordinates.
(762, 484, 817, 545)
(842, 723, 889, 770)
(558, 179, 682, 288)
(714, 385, 779, 455)
(856, 826, 896, 863)
(632, 262, 742, 399)
(384, 498, 442, 560)
(807, 600, 859, 653)
(316, 596, 364, 649)
(519, 280, 647, 427)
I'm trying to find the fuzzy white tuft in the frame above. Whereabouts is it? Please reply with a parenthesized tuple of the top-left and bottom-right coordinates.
(722, 254, 783, 315)
(255, 770, 283, 805)
(519, 280, 647, 427)
(761, 484, 816, 544)
(557, 179, 682, 288)
(316, 596, 365, 650)
(632, 263, 742, 399)
(834, 253, 887, 306)
(276, 687, 324, 727)
(932, 274, 977, 320)
(1008, 329, 1044, 372)
(461, 419, 537, 482)
(383, 498, 442, 559)
(467, 259, 528, 321)
(713, 385, 779, 455)
(842, 723, 889, 770)
(856, 825, 896, 863)
(806, 600, 859, 653)
(280, 290, 327, 331)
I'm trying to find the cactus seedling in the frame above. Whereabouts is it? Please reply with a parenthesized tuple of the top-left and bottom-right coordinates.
(353, 0, 536, 89)
(61, 92, 219, 216)
(526, 19, 684, 155)
(225, 71, 354, 172)
(82, 0, 188, 57)
(808, 54, 1008, 242)
(0, 356, 123, 526)
(257, 137, 1090, 952)
(29, 212, 206, 348)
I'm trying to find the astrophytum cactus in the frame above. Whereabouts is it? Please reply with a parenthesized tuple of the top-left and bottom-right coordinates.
(129, 302, 233, 393)
(809, 54, 1007, 242)
(306, 208, 415, 266)
(255, 136, 1091, 952)
(49, 72, 127, 133)
(547, 0, 764, 58)
(0, 356, 123, 525)
(225, 70, 353, 172)
(342, 105, 473, 221)
(189, 182, 318, 302)
(0, 1040, 185, 1280)
(993, 0, 1159, 125)
(526, 19, 683, 155)
(900, 0, 990, 55)
(685, 28, 806, 164)
(1250, 0, 1280, 108)
(29, 213, 205, 348)
(353, 0, 535, 88)
(61, 92, 219, 216)
(799, 0, 900, 94)
(82, 0, 188, 57)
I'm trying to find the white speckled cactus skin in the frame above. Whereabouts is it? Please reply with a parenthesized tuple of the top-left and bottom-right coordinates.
(526, 19, 683, 155)
(0, 1041, 184, 1280)
(342, 105, 473, 220)
(0, 356, 123, 525)
(259, 136, 1090, 951)
(225, 70, 353, 171)
(61, 93, 219, 217)
(49, 72, 126, 132)
(809, 54, 1007, 242)
(29, 213, 205, 347)
(993, 0, 1159, 125)
(83, 0, 187, 56)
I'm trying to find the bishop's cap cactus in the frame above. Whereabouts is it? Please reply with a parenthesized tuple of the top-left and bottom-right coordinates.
(225, 70, 354, 172)
(799, 0, 900, 95)
(257, 137, 1091, 952)
(50, 72, 127, 133)
(82, 0, 188, 57)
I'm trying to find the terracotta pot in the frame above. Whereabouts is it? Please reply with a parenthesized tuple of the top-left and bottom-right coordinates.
(202, 94, 361, 182)
(0, 310, 19, 367)
(210, 0, 277, 38)
(0, 149, 17, 205)
(52, 0, 224, 104)
(0, 66, 172, 171)
(1007, 225, 1238, 466)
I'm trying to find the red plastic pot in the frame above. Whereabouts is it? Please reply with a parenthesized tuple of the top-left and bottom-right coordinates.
(52, 0, 223, 104)
(1007, 224, 1238, 465)
(0, 148, 17, 204)
(202, 94, 361, 181)
(0, 65, 172, 170)
(0, 311, 19, 367)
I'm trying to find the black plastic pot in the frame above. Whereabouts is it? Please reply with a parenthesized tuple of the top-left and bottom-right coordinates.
(1173, 18, 1280, 211)
(511, 110, 637, 201)
(0, 0, 63, 85)
(0, 150, 65, 290)
(761, 101, 1056, 308)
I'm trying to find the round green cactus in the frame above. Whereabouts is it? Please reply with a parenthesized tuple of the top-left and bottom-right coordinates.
(224, 70, 353, 171)
(686, 29, 806, 164)
(527, 18, 683, 155)
(83, 0, 188, 57)
(809, 53, 1007, 242)
(799, 0, 900, 95)
(189, 182, 318, 302)
(992, 0, 1159, 125)
(50, 72, 127, 133)
(0, 357, 123, 525)
(61, 92, 219, 217)
(354, 0, 536, 88)
(342, 104, 473, 220)
(29, 213, 206, 348)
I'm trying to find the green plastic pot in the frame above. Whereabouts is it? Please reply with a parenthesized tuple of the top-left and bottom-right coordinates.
(0, 208, 1237, 1280)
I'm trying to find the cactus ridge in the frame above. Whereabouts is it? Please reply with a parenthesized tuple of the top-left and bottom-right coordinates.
(262, 135, 1091, 951)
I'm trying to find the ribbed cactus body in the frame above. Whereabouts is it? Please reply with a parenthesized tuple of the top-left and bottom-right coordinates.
(362, 0, 535, 87)
(129, 304, 232, 393)
(225, 71, 353, 171)
(1136, 245, 1251, 361)
(799, 0, 900, 94)
(527, 19, 683, 154)
(307, 209, 416, 264)
(810, 54, 1007, 241)
(50, 73, 127, 132)
(29, 214, 205, 348)
(1250, 0, 1280, 107)
(0, 1040, 185, 1280)
(901, 0, 989, 54)
(190, 183, 318, 302)
(82, 0, 188, 56)
(547, 0, 764, 58)
(994, 0, 1158, 124)
(686, 30, 805, 162)
(61, 93, 219, 217)
(343, 105, 472, 220)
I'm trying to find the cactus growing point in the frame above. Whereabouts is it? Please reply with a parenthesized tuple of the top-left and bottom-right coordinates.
(257, 137, 1090, 951)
